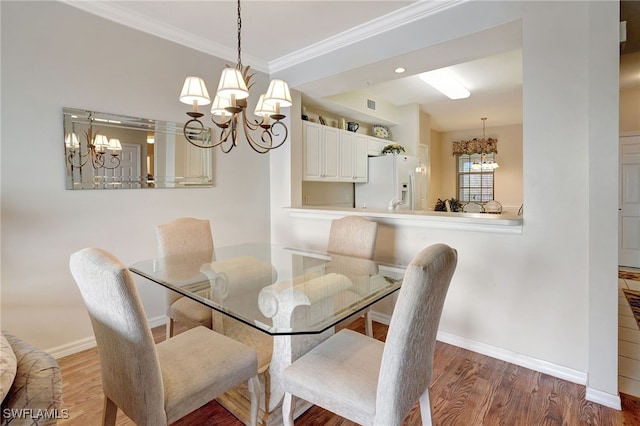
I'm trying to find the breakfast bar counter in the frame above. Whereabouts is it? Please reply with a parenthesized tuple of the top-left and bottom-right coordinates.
(285, 206, 523, 234)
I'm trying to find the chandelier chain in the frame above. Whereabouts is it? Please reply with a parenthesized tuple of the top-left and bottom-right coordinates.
(236, 0, 242, 69)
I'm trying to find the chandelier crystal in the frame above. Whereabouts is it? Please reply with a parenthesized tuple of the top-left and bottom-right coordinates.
(178, 0, 292, 154)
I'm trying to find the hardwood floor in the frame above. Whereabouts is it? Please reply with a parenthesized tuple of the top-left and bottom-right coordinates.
(57, 319, 639, 425)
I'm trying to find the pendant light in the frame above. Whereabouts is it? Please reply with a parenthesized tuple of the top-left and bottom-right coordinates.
(470, 117, 499, 171)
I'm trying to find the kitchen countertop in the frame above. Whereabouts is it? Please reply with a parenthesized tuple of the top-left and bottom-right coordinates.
(284, 206, 523, 234)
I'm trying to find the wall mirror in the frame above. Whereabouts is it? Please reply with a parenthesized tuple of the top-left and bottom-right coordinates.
(63, 107, 213, 190)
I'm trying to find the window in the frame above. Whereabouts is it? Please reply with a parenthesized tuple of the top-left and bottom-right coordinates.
(457, 153, 495, 202)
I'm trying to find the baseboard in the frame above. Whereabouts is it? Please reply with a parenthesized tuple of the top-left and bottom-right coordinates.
(48, 336, 96, 360)
(48, 315, 168, 359)
(586, 387, 622, 410)
(369, 311, 589, 386)
(436, 330, 588, 385)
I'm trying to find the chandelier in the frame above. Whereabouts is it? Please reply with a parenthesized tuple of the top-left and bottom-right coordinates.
(470, 117, 499, 171)
(65, 112, 122, 171)
(178, 0, 292, 154)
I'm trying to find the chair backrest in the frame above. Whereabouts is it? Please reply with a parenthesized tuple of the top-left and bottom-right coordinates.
(375, 244, 457, 426)
(483, 200, 502, 214)
(462, 202, 484, 213)
(70, 248, 167, 425)
(327, 216, 378, 260)
(156, 218, 214, 306)
(156, 217, 214, 258)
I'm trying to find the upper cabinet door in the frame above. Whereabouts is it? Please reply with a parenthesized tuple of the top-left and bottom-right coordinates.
(339, 131, 356, 180)
(322, 127, 340, 180)
(354, 134, 368, 182)
(303, 121, 323, 180)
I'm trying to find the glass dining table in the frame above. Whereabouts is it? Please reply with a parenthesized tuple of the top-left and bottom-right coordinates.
(129, 243, 406, 425)
(129, 243, 405, 336)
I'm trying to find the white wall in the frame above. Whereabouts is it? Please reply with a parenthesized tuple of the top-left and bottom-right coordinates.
(270, 0, 620, 407)
(0, 2, 272, 352)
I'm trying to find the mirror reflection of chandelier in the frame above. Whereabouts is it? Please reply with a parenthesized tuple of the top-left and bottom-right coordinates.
(470, 117, 499, 171)
(65, 113, 122, 171)
(178, 0, 292, 154)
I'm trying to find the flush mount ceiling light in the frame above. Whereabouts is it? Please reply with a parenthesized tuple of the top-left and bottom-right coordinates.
(178, 0, 292, 154)
(419, 68, 470, 100)
(394, 67, 406, 74)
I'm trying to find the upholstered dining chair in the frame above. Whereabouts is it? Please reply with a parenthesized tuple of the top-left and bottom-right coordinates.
(462, 201, 484, 213)
(70, 247, 260, 426)
(156, 217, 214, 338)
(327, 215, 378, 336)
(281, 243, 457, 426)
(328, 215, 378, 260)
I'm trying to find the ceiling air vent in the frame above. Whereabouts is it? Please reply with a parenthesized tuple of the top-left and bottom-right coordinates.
(367, 99, 376, 111)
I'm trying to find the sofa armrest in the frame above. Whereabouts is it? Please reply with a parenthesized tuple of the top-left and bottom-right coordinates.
(0, 333, 62, 426)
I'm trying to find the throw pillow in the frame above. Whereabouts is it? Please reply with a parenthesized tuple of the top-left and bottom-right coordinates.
(0, 332, 17, 404)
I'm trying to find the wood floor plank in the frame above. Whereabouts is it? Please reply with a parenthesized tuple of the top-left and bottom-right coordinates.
(56, 319, 633, 425)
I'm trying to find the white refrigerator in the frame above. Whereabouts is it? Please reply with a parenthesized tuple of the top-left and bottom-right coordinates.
(355, 155, 425, 210)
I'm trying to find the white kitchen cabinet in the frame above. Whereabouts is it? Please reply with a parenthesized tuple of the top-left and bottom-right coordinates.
(303, 121, 371, 182)
(303, 121, 339, 181)
(338, 133, 367, 182)
(367, 137, 387, 156)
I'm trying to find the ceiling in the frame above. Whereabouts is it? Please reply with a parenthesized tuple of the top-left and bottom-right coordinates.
(64, 1, 639, 133)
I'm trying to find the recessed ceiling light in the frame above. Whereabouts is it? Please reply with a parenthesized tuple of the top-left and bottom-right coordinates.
(419, 69, 470, 100)
(394, 67, 406, 74)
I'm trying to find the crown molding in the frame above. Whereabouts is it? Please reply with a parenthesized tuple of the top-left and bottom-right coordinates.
(58, 0, 269, 72)
(60, 0, 465, 76)
(268, 0, 465, 74)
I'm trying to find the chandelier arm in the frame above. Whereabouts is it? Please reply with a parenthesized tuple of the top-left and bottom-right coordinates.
(240, 113, 288, 154)
(266, 120, 289, 150)
(100, 155, 122, 170)
(243, 112, 262, 131)
(91, 152, 106, 169)
(239, 112, 269, 154)
(183, 117, 223, 149)
(210, 114, 233, 129)
(67, 150, 90, 169)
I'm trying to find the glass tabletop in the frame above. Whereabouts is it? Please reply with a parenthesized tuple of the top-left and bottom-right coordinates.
(129, 243, 405, 336)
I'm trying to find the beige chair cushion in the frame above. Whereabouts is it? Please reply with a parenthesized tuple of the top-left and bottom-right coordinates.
(0, 333, 17, 404)
(282, 329, 382, 425)
(157, 326, 258, 424)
